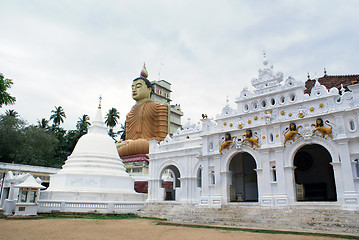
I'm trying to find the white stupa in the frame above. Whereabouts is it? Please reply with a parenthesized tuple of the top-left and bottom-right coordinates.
(40, 104, 146, 203)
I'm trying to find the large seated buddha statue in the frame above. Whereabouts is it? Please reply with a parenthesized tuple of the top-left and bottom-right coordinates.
(116, 65, 168, 157)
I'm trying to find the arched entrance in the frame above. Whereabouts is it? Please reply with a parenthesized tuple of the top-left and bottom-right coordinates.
(294, 144, 337, 201)
(229, 152, 258, 202)
(160, 165, 180, 201)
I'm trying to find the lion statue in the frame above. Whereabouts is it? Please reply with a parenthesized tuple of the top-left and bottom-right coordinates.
(219, 132, 235, 154)
(312, 118, 333, 139)
(283, 123, 302, 147)
(241, 129, 259, 149)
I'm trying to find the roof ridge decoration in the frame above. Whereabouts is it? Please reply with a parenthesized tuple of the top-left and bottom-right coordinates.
(251, 52, 284, 95)
(220, 95, 235, 118)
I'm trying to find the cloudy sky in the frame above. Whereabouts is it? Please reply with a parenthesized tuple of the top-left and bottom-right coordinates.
(1, 0, 358, 130)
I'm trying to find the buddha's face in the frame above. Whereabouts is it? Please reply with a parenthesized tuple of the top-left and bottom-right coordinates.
(132, 79, 151, 102)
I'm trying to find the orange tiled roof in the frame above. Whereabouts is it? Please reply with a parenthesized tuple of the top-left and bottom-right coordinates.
(304, 74, 359, 94)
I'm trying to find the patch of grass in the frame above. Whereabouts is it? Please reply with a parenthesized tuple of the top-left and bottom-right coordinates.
(139, 216, 167, 221)
(40, 212, 140, 220)
(39, 212, 167, 221)
(156, 222, 359, 239)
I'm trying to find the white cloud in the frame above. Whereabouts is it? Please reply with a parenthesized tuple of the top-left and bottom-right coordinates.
(1, 0, 358, 130)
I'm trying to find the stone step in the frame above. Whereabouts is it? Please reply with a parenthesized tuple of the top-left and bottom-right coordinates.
(140, 203, 359, 234)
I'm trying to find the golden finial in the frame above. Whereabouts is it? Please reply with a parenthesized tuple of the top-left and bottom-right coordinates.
(99, 95, 102, 109)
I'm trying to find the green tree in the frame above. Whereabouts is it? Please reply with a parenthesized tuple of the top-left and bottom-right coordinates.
(0, 73, 16, 108)
(0, 114, 25, 163)
(37, 118, 49, 130)
(50, 106, 66, 126)
(105, 108, 120, 130)
(118, 122, 125, 140)
(76, 114, 91, 135)
(63, 130, 80, 158)
(5, 109, 18, 117)
(15, 126, 58, 167)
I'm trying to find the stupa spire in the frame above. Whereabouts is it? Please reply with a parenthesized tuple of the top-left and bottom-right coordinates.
(98, 95, 102, 109)
(263, 50, 268, 67)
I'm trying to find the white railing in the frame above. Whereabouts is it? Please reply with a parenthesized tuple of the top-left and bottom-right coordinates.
(37, 200, 145, 213)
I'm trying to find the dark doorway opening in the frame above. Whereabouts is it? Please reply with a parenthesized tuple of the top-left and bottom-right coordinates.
(294, 144, 337, 201)
(229, 152, 258, 202)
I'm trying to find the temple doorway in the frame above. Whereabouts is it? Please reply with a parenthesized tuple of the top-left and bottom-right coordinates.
(294, 144, 337, 201)
(160, 165, 180, 201)
(229, 152, 258, 202)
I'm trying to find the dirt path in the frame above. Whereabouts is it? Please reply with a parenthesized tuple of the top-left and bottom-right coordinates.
(0, 218, 350, 240)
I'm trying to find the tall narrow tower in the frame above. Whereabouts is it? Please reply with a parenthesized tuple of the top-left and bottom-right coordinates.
(150, 80, 183, 135)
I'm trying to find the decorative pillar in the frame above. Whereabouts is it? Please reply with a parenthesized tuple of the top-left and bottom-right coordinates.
(283, 166, 296, 204)
(275, 149, 290, 205)
(258, 150, 272, 205)
(220, 171, 231, 203)
(146, 178, 162, 202)
(336, 140, 358, 205)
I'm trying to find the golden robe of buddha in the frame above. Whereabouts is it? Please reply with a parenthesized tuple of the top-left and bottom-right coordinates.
(117, 77, 168, 157)
(125, 101, 167, 141)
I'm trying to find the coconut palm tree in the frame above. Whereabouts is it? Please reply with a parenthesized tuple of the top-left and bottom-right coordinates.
(105, 108, 120, 130)
(37, 118, 49, 129)
(118, 122, 125, 140)
(76, 114, 91, 134)
(50, 106, 66, 126)
(5, 109, 18, 117)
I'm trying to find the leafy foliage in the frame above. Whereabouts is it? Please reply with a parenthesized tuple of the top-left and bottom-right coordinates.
(0, 73, 16, 107)
(0, 115, 25, 162)
(15, 126, 58, 166)
(105, 108, 120, 129)
(76, 114, 91, 135)
(0, 108, 92, 168)
(5, 109, 18, 117)
(37, 118, 49, 130)
(50, 106, 66, 126)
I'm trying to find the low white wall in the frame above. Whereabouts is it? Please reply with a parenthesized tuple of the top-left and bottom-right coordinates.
(37, 200, 145, 214)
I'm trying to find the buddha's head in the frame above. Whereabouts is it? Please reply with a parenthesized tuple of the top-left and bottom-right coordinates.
(132, 77, 153, 104)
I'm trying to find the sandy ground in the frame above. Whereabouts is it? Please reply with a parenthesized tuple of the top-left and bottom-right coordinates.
(0, 218, 351, 240)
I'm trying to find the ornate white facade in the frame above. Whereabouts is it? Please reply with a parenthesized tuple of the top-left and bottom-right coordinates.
(147, 57, 359, 209)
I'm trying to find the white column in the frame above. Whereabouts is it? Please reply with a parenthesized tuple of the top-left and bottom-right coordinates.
(283, 166, 296, 204)
(276, 149, 290, 205)
(258, 150, 272, 205)
(336, 140, 358, 205)
(220, 171, 231, 203)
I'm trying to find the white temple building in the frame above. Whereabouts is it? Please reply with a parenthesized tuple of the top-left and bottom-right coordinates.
(145, 55, 359, 209)
(3, 55, 358, 233)
(38, 105, 146, 213)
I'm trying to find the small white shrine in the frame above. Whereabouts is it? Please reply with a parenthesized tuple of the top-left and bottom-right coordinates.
(146, 55, 359, 209)
(38, 104, 146, 213)
(1, 172, 36, 216)
(14, 175, 45, 216)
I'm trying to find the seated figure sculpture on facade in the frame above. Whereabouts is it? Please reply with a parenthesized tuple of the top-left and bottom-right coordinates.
(116, 65, 168, 157)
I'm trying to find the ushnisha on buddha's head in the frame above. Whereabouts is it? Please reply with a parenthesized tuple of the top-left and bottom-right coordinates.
(131, 64, 153, 105)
